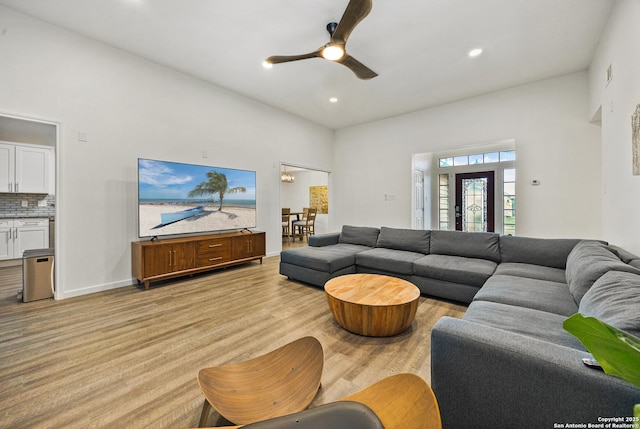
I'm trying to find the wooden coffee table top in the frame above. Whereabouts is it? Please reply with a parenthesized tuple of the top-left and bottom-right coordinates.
(325, 274, 420, 306)
(324, 274, 420, 337)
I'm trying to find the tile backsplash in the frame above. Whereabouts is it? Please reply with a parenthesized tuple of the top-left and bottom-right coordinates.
(0, 194, 55, 217)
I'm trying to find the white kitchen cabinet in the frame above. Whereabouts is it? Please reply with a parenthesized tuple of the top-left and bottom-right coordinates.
(0, 144, 14, 194)
(0, 141, 51, 194)
(0, 220, 12, 259)
(0, 218, 49, 260)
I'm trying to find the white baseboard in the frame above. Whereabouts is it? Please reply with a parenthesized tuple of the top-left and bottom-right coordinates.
(57, 278, 136, 299)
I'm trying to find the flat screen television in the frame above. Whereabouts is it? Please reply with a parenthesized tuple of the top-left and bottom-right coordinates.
(137, 158, 256, 238)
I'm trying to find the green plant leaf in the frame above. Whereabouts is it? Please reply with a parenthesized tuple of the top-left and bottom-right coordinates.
(563, 314, 640, 388)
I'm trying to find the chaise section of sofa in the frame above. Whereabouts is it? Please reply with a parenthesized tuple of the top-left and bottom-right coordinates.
(279, 225, 380, 287)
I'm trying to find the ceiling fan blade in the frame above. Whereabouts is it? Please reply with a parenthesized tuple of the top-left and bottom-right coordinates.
(265, 50, 322, 65)
(336, 54, 378, 80)
(331, 0, 373, 44)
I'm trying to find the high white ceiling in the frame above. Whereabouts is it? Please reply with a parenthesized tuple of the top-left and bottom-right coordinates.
(0, 0, 613, 130)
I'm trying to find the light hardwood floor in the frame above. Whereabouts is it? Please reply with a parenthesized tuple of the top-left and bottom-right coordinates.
(0, 243, 466, 429)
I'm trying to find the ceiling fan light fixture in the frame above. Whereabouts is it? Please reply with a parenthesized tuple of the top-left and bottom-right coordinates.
(321, 45, 345, 61)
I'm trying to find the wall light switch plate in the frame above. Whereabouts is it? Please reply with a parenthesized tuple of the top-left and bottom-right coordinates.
(38, 200, 47, 207)
(22, 200, 28, 207)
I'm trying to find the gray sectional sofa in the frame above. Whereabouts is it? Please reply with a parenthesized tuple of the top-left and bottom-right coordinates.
(279, 225, 640, 428)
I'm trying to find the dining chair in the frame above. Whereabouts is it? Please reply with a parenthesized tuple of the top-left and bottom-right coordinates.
(292, 208, 316, 241)
(281, 208, 291, 238)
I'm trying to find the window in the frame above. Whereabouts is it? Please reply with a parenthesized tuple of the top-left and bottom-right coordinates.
(439, 157, 453, 168)
(438, 150, 516, 168)
(453, 156, 468, 166)
(438, 174, 450, 230)
(503, 168, 516, 235)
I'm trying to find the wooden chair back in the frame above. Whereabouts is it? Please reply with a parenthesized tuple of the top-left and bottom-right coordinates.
(197, 337, 324, 426)
(281, 208, 291, 223)
(305, 208, 317, 225)
(341, 373, 442, 429)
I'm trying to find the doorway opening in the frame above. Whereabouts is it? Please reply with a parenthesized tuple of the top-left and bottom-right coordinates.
(0, 113, 59, 297)
(279, 164, 330, 249)
(413, 140, 516, 235)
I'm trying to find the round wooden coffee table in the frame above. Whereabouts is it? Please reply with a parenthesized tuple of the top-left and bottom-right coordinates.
(324, 274, 420, 337)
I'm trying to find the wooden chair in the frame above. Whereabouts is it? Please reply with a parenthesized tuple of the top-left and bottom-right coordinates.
(196, 337, 324, 427)
(341, 373, 442, 429)
(292, 208, 316, 241)
(281, 208, 291, 238)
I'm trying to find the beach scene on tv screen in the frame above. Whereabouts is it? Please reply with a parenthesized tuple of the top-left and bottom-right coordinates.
(138, 159, 256, 237)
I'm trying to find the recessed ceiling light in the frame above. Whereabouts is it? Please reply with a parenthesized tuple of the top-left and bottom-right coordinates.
(329, 97, 338, 103)
(468, 48, 483, 58)
(262, 61, 273, 69)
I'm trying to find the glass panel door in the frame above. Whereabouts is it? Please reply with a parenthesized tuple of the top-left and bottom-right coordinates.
(455, 171, 495, 232)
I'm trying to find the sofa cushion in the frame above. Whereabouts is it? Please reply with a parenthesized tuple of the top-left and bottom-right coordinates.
(376, 227, 430, 254)
(463, 300, 585, 350)
(430, 230, 501, 263)
(578, 271, 640, 337)
(356, 248, 424, 275)
(499, 235, 581, 269)
(413, 254, 497, 287)
(309, 232, 340, 247)
(609, 245, 640, 264)
(280, 243, 370, 273)
(566, 240, 640, 304)
(338, 225, 380, 247)
(474, 275, 578, 316)
(493, 263, 566, 283)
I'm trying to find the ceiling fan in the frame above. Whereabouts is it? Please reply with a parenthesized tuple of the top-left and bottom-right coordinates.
(264, 0, 378, 80)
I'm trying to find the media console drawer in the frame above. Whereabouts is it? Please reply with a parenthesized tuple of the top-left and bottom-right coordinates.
(132, 231, 265, 289)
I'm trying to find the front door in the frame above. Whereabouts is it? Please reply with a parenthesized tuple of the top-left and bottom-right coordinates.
(455, 171, 495, 232)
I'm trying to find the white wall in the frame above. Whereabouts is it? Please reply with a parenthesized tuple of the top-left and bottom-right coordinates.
(0, 7, 333, 298)
(332, 72, 603, 240)
(588, 0, 640, 255)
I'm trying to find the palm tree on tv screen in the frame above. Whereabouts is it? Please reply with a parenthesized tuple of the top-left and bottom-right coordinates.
(188, 171, 246, 211)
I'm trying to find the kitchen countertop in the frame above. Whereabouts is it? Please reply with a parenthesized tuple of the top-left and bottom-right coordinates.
(0, 215, 55, 219)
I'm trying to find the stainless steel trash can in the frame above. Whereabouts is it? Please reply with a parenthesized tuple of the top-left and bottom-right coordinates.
(22, 248, 55, 302)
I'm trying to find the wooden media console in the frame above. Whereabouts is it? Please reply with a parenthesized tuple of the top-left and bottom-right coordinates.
(131, 230, 265, 289)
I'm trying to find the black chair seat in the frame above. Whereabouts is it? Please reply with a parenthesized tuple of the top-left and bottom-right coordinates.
(240, 401, 384, 429)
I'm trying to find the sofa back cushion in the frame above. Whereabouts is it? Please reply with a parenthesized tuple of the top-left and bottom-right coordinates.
(499, 235, 581, 269)
(566, 240, 640, 304)
(578, 271, 640, 337)
(430, 230, 501, 263)
(338, 225, 380, 248)
(376, 227, 430, 254)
